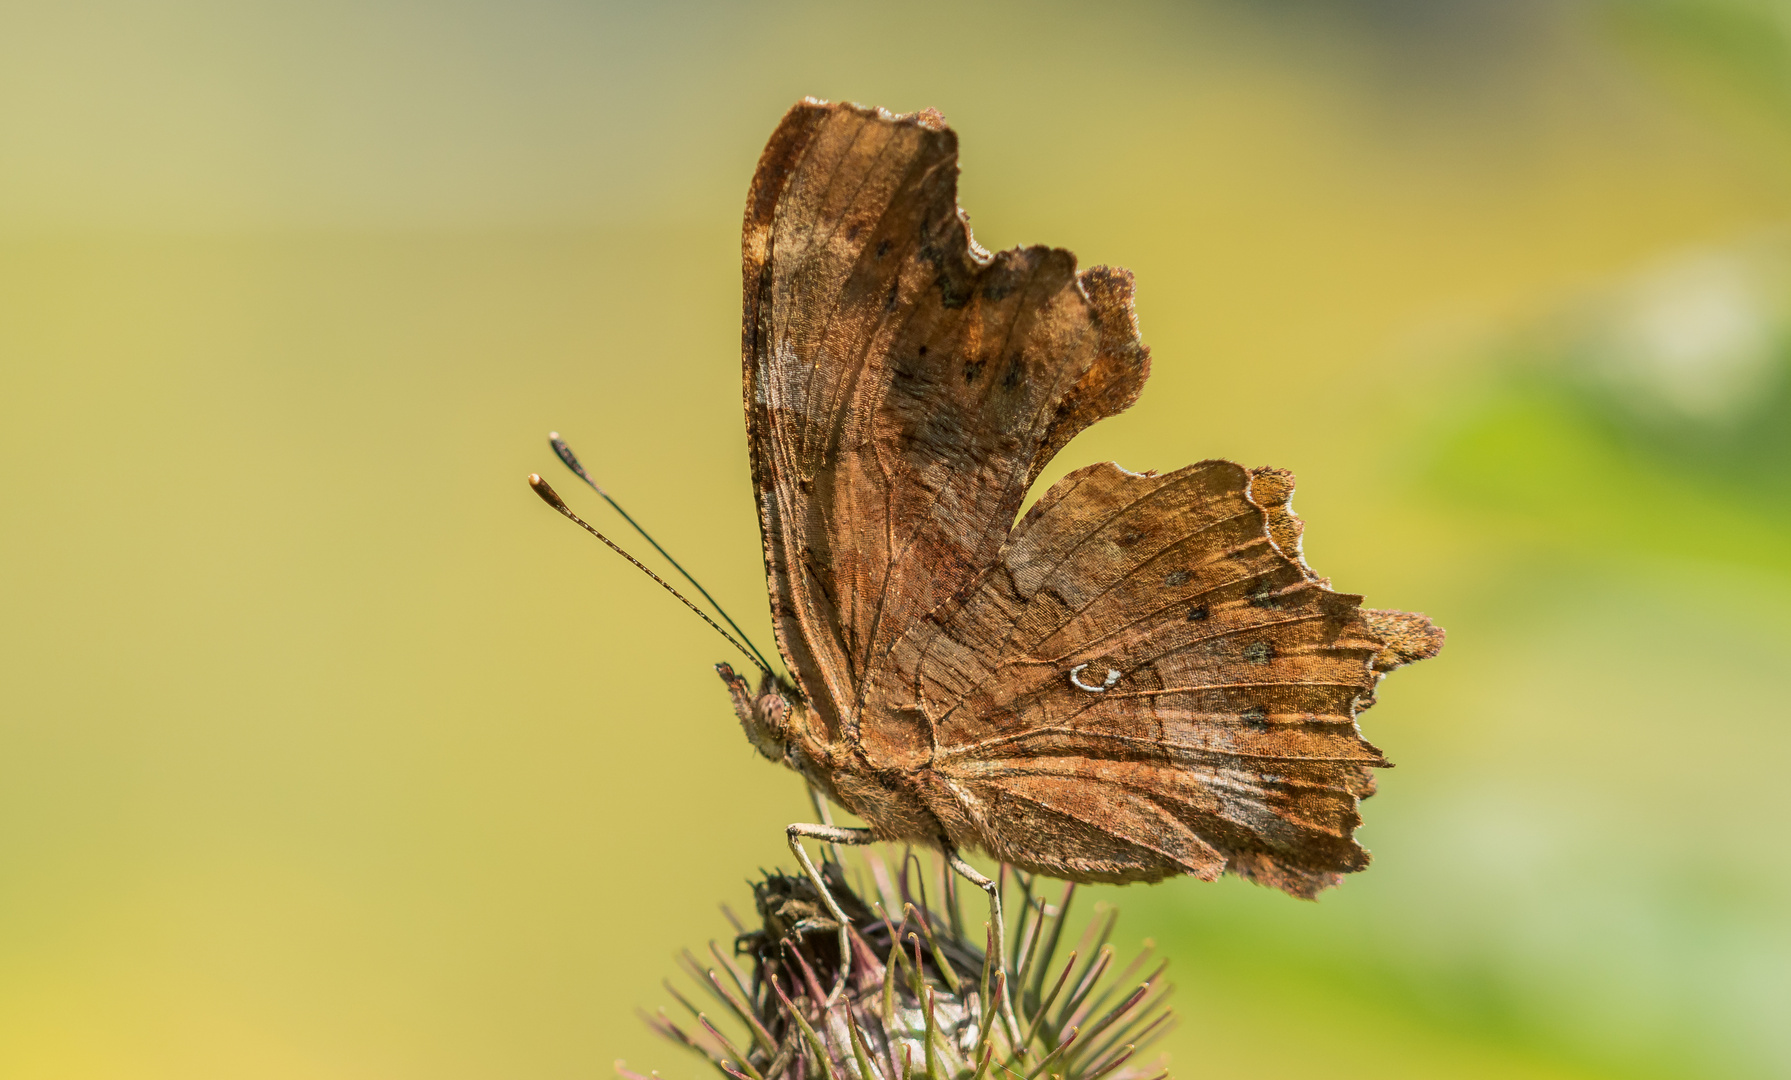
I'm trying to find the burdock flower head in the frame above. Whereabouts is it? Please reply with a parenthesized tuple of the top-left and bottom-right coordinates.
(623, 852, 1174, 1080)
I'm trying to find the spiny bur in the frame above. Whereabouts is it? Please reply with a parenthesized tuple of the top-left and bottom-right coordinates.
(622, 851, 1174, 1080)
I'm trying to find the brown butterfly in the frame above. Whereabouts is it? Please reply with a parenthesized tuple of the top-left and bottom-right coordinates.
(532, 98, 1441, 1005)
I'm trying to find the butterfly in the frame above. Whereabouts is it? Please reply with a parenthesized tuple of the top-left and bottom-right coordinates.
(533, 97, 1441, 1005)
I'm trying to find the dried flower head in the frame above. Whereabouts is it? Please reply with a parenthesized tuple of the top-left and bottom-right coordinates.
(623, 852, 1174, 1080)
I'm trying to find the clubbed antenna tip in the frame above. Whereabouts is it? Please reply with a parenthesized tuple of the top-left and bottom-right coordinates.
(529, 474, 572, 513)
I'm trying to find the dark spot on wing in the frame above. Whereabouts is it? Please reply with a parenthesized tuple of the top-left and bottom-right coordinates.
(1241, 706, 1270, 730)
(963, 359, 986, 384)
(1243, 642, 1273, 665)
(937, 273, 972, 309)
(876, 238, 892, 258)
(1186, 605, 1209, 621)
(1001, 353, 1025, 389)
(1165, 570, 1191, 587)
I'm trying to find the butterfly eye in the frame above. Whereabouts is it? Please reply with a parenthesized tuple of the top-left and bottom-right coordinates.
(762, 694, 789, 727)
(1068, 663, 1122, 693)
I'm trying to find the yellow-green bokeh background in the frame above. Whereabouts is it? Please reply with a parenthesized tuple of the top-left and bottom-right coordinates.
(5, 2, 1790, 1077)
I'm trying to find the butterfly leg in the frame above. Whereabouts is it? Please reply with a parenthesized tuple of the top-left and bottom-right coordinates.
(944, 847, 1022, 1046)
(808, 785, 849, 867)
(787, 822, 875, 1004)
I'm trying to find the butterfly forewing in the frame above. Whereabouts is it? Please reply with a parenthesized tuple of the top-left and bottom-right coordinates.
(743, 100, 1149, 747)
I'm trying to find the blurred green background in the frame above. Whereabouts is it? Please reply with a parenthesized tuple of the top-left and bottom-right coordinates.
(4, 1, 1790, 1077)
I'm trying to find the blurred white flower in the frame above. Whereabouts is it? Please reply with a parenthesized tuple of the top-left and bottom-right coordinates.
(1583, 237, 1788, 421)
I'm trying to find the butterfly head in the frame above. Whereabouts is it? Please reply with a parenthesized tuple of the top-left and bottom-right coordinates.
(715, 662, 804, 765)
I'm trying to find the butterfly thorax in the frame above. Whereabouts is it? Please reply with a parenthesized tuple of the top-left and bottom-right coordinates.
(785, 711, 956, 848)
(717, 663, 949, 845)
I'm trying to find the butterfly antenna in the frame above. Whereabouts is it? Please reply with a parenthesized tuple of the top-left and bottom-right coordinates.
(528, 474, 775, 681)
(548, 433, 779, 677)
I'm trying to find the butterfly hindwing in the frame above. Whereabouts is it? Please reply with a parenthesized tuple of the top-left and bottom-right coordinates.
(887, 461, 1422, 897)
